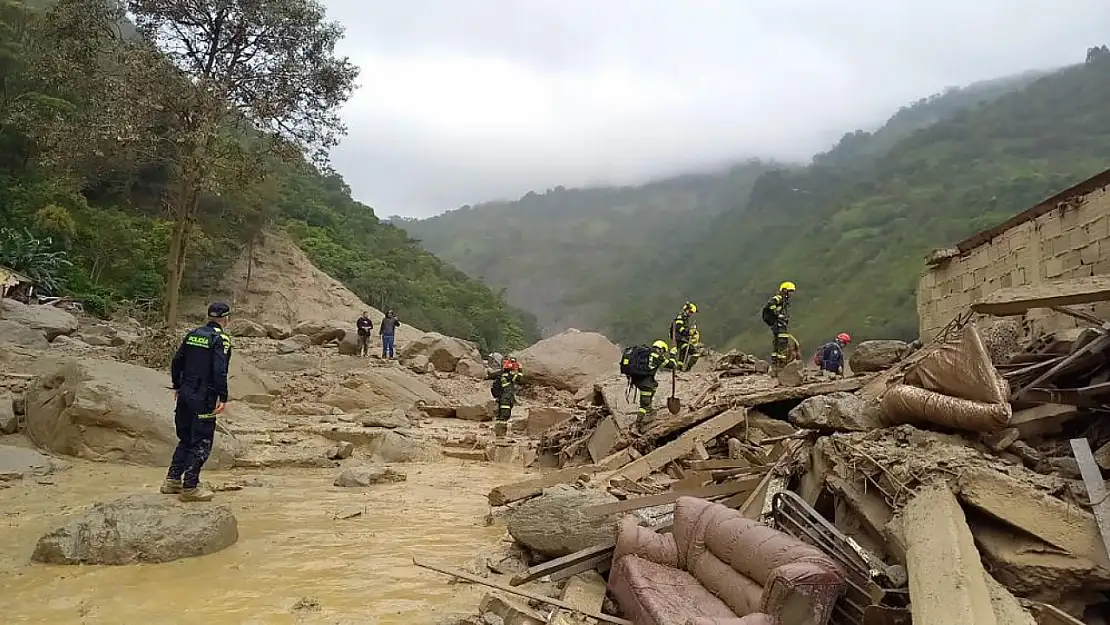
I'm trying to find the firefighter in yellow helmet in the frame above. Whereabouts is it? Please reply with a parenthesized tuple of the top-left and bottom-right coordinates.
(670, 301, 699, 371)
(619, 339, 678, 427)
(761, 281, 796, 367)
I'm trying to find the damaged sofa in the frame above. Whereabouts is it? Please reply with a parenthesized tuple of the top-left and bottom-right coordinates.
(608, 497, 846, 625)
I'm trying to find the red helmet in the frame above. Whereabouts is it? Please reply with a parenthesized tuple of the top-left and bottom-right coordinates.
(502, 357, 521, 371)
(837, 332, 852, 344)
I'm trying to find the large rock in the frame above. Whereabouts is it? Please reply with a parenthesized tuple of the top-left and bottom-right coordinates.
(228, 357, 280, 405)
(359, 408, 411, 428)
(23, 358, 238, 467)
(277, 335, 311, 354)
(227, 318, 268, 337)
(338, 329, 361, 356)
(0, 445, 63, 478)
(849, 340, 910, 373)
(454, 358, 488, 379)
(0, 319, 49, 350)
(788, 392, 883, 432)
(513, 329, 620, 392)
(507, 485, 626, 558)
(333, 466, 407, 487)
(526, 407, 574, 435)
(400, 332, 480, 372)
(255, 353, 317, 372)
(0, 391, 17, 434)
(76, 324, 126, 347)
(31, 494, 238, 564)
(0, 299, 78, 340)
(263, 322, 291, 340)
(456, 401, 495, 422)
(369, 431, 437, 463)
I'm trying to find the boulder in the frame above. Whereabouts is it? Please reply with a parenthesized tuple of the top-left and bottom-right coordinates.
(255, 353, 316, 372)
(333, 466, 407, 487)
(849, 340, 909, 373)
(228, 357, 280, 405)
(277, 334, 311, 354)
(513, 329, 620, 392)
(227, 318, 268, 337)
(507, 485, 630, 558)
(0, 445, 63, 479)
(310, 326, 345, 345)
(77, 324, 126, 347)
(292, 319, 339, 337)
(788, 392, 883, 432)
(326, 441, 355, 460)
(263, 322, 291, 340)
(31, 494, 238, 564)
(0, 319, 49, 350)
(455, 358, 488, 379)
(369, 431, 436, 463)
(23, 358, 238, 467)
(338, 329, 361, 356)
(0, 391, 17, 434)
(400, 332, 480, 372)
(526, 407, 574, 435)
(359, 409, 410, 429)
(456, 401, 495, 422)
(404, 354, 432, 373)
(0, 299, 78, 340)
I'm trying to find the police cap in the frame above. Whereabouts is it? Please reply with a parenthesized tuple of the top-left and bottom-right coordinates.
(207, 301, 231, 318)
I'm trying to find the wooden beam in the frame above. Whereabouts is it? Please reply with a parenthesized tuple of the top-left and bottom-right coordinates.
(1011, 327, 1110, 402)
(510, 541, 615, 586)
(1069, 438, 1110, 561)
(413, 558, 632, 625)
(611, 408, 747, 482)
(583, 477, 760, 518)
(1051, 305, 1106, 326)
(972, 276, 1110, 316)
(488, 465, 601, 507)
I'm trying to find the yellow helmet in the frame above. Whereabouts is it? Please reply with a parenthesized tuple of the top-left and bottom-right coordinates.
(779, 281, 796, 292)
(652, 340, 669, 351)
(684, 301, 698, 314)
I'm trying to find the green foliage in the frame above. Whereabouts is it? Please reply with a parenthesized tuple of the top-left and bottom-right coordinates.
(0, 226, 71, 293)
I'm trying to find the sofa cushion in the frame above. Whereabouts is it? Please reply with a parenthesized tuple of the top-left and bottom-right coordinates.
(610, 555, 737, 625)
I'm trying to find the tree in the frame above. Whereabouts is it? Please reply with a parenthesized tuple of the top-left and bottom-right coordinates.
(122, 0, 359, 326)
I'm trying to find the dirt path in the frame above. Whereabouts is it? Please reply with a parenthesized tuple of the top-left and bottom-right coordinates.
(0, 459, 526, 624)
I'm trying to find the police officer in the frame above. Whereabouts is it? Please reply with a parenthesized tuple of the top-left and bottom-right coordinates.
(161, 302, 232, 502)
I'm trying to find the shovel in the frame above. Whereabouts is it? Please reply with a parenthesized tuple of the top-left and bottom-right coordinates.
(666, 367, 681, 414)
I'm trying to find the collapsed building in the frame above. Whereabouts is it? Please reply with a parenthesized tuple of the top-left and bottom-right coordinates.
(418, 167, 1110, 625)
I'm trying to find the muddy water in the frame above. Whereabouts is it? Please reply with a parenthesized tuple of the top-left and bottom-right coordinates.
(0, 459, 527, 624)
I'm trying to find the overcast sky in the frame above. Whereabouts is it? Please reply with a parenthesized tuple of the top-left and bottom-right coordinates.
(321, 0, 1110, 218)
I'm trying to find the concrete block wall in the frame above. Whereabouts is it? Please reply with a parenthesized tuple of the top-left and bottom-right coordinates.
(918, 183, 1110, 339)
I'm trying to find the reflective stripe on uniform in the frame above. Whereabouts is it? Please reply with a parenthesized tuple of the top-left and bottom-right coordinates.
(186, 334, 211, 348)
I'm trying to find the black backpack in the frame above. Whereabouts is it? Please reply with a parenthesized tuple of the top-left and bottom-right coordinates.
(619, 345, 654, 378)
(761, 299, 778, 327)
(491, 374, 504, 398)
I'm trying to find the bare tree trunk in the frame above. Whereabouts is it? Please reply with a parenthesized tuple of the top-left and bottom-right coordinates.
(163, 208, 189, 328)
(244, 234, 255, 295)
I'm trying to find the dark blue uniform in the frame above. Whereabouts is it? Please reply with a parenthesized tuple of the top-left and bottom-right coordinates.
(168, 321, 231, 489)
(816, 340, 845, 375)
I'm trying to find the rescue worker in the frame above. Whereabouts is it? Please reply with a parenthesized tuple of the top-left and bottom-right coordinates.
(380, 309, 401, 359)
(621, 340, 678, 428)
(815, 332, 852, 376)
(356, 311, 374, 357)
(670, 301, 699, 371)
(761, 281, 796, 367)
(161, 302, 232, 502)
(492, 357, 523, 437)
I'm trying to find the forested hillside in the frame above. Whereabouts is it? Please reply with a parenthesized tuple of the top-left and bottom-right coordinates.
(400, 69, 1048, 339)
(0, 0, 535, 351)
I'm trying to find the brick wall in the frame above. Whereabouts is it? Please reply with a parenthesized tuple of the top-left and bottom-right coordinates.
(918, 183, 1110, 339)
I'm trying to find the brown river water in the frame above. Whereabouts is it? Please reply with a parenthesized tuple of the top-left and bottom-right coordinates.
(0, 459, 527, 624)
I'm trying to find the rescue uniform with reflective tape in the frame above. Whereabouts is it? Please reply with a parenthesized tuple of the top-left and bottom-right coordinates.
(631, 348, 678, 420)
(763, 293, 791, 366)
(168, 321, 231, 489)
(496, 369, 523, 421)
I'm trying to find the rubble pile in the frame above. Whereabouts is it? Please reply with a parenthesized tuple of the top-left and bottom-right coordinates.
(449, 320, 1110, 625)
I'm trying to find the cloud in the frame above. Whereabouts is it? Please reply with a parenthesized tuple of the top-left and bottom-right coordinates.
(321, 0, 1110, 217)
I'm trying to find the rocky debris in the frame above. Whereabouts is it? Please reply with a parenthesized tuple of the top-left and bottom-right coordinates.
(277, 334, 311, 354)
(263, 321, 291, 340)
(455, 358, 488, 379)
(359, 408, 411, 428)
(337, 329, 360, 355)
(506, 484, 629, 558)
(0, 445, 64, 479)
(369, 430, 438, 463)
(849, 339, 910, 373)
(227, 318, 268, 337)
(255, 353, 317, 372)
(23, 358, 238, 467)
(0, 391, 17, 434)
(0, 299, 78, 340)
(31, 494, 238, 564)
(789, 392, 884, 432)
(526, 407, 574, 436)
(76, 324, 127, 347)
(400, 332, 481, 372)
(405, 354, 436, 374)
(0, 319, 49, 349)
(229, 357, 281, 406)
(456, 401, 495, 422)
(326, 441, 355, 460)
(333, 466, 407, 487)
(513, 329, 620, 392)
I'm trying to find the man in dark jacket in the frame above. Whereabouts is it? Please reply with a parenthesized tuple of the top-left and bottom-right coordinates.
(162, 302, 232, 502)
(815, 332, 851, 376)
(356, 311, 373, 357)
(621, 340, 679, 428)
(379, 309, 401, 358)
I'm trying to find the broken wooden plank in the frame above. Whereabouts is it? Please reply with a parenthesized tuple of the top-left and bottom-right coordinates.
(584, 477, 760, 518)
(1051, 305, 1107, 327)
(545, 552, 611, 584)
(1011, 326, 1110, 402)
(638, 401, 729, 444)
(413, 558, 632, 625)
(596, 447, 634, 472)
(687, 458, 752, 471)
(1069, 437, 1110, 562)
(510, 542, 615, 586)
(611, 408, 747, 482)
(972, 276, 1110, 316)
(1028, 602, 1087, 625)
(489, 465, 601, 507)
(586, 416, 621, 464)
(1008, 403, 1080, 438)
